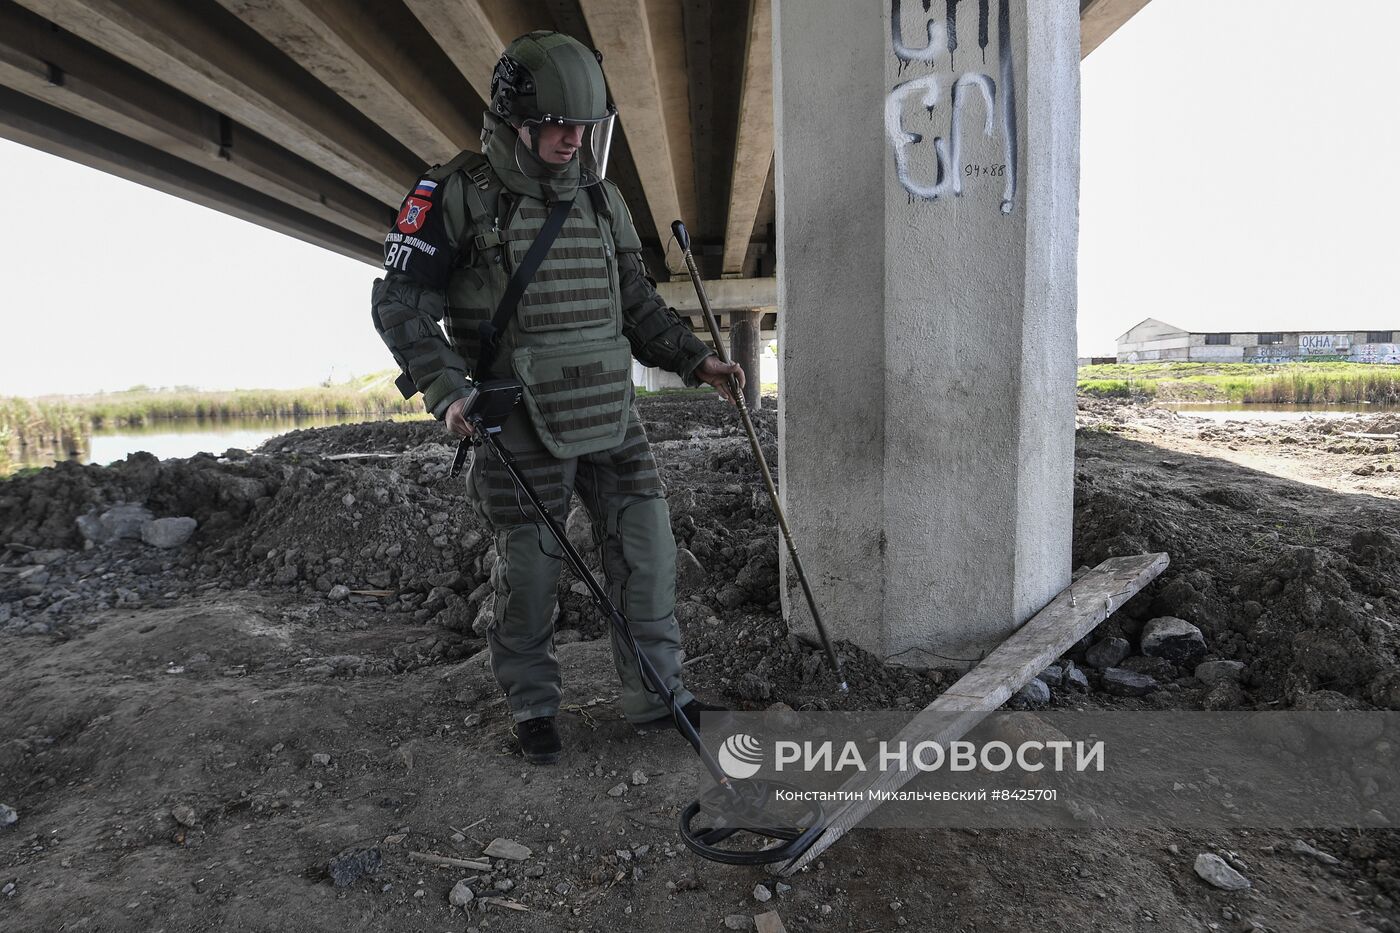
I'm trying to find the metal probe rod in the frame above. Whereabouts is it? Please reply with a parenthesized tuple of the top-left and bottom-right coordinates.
(671, 221, 848, 692)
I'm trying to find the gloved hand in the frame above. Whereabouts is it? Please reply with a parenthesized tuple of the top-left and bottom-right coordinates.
(444, 389, 480, 438)
(694, 356, 746, 405)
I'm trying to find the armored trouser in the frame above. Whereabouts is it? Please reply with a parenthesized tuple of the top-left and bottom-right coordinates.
(466, 405, 694, 724)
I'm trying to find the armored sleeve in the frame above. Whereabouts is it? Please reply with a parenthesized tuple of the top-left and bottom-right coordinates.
(604, 183, 715, 386)
(370, 170, 475, 418)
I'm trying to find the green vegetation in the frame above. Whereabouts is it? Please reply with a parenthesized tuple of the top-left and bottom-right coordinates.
(0, 372, 422, 470)
(1077, 361, 1400, 405)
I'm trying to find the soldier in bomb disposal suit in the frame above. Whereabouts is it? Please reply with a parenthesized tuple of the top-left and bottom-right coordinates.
(371, 31, 741, 765)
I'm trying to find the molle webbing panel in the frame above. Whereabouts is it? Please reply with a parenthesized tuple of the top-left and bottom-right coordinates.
(507, 201, 613, 332)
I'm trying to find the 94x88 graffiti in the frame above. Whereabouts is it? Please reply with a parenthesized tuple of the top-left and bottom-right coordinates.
(965, 163, 1007, 177)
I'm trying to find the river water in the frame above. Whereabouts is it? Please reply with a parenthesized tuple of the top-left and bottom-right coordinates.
(1160, 402, 1397, 422)
(15, 413, 430, 471)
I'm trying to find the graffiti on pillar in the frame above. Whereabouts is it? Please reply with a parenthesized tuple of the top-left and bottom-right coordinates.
(886, 0, 1018, 213)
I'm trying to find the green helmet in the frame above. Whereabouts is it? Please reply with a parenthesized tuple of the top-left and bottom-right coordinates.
(489, 31, 617, 180)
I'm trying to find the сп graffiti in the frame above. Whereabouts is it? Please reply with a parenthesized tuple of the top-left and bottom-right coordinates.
(886, 0, 1018, 213)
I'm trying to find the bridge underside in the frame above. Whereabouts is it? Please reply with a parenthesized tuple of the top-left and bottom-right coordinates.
(0, 0, 1148, 335)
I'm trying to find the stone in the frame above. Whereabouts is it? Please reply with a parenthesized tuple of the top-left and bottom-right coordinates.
(1193, 853, 1250, 891)
(631, 769, 649, 786)
(26, 549, 68, 565)
(1195, 660, 1245, 686)
(754, 882, 772, 902)
(0, 803, 17, 828)
(724, 915, 754, 931)
(607, 782, 628, 797)
(1013, 678, 1051, 706)
(675, 547, 707, 595)
(140, 516, 198, 549)
(472, 601, 495, 638)
(1201, 681, 1246, 711)
(1290, 839, 1340, 865)
(755, 910, 789, 933)
(1064, 666, 1090, 691)
(717, 583, 746, 609)
(1085, 637, 1131, 669)
(327, 585, 351, 602)
(1101, 668, 1158, 698)
(171, 804, 198, 827)
(1141, 617, 1207, 663)
(327, 847, 383, 887)
(1038, 664, 1064, 688)
(311, 753, 332, 767)
(1118, 655, 1175, 679)
(483, 838, 531, 861)
(101, 503, 155, 541)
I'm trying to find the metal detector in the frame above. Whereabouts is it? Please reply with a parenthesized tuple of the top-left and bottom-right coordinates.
(449, 382, 827, 868)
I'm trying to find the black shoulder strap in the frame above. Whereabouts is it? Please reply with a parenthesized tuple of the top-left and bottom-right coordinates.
(474, 197, 574, 381)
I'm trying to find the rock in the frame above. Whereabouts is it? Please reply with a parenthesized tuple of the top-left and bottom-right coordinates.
(1085, 636, 1131, 669)
(607, 782, 628, 797)
(1119, 655, 1175, 679)
(0, 803, 17, 829)
(171, 804, 198, 827)
(1354, 464, 1376, 476)
(311, 753, 332, 767)
(472, 601, 495, 638)
(1194, 853, 1250, 891)
(26, 549, 68, 565)
(1201, 681, 1246, 711)
(342, 493, 356, 507)
(1, 881, 14, 897)
(675, 548, 706, 594)
(631, 769, 649, 786)
(1038, 664, 1064, 688)
(327, 847, 383, 887)
(755, 910, 789, 933)
(724, 915, 754, 931)
(483, 838, 531, 861)
(78, 503, 155, 546)
(327, 584, 351, 602)
(1013, 678, 1051, 706)
(1141, 617, 1207, 663)
(141, 516, 197, 549)
(448, 880, 475, 907)
(1063, 666, 1090, 691)
(1290, 839, 1340, 865)
(754, 882, 772, 903)
(1101, 668, 1158, 697)
(1195, 660, 1245, 686)
(736, 671, 774, 701)
(716, 583, 746, 610)
(566, 505, 596, 555)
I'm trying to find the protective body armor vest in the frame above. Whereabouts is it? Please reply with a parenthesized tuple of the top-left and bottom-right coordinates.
(428, 151, 636, 459)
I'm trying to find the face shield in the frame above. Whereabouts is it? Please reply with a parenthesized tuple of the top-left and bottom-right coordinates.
(515, 106, 616, 187)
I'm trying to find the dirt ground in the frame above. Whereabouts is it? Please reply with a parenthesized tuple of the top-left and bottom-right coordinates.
(1, 393, 1397, 933)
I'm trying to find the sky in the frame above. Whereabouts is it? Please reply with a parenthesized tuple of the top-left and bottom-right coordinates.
(1, 0, 1397, 396)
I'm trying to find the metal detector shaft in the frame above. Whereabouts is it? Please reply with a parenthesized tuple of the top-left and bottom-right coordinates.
(671, 220, 848, 692)
(466, 422, 741, 794)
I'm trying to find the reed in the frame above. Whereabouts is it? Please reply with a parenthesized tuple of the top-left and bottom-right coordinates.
(1078, 362, 1400, 405)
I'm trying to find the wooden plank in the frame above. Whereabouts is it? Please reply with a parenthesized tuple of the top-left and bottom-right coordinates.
(778, 552, 1169, 875)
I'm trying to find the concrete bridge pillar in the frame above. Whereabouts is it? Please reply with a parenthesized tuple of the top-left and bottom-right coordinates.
(728, 309, 764, 411)
(773, 0, 1080, 665)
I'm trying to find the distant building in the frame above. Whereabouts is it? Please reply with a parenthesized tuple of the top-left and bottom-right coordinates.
(1115, 318, 1400, 365)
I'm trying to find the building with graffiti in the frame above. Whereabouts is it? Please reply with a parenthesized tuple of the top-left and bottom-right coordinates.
(1116, 318, 1400, 365)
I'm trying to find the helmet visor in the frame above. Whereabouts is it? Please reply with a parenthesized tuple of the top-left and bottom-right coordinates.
(517, 109, 616, 186)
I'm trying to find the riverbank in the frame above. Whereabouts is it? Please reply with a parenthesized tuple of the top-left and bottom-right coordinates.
(1079, 361, 1400, 405)
(0, 375, 421, 474)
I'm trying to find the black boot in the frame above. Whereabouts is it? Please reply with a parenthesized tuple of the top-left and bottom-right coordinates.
(516, 716, 561, 765)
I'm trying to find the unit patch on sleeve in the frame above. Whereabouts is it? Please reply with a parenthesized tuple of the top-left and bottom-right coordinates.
(383, 177, 453, 287)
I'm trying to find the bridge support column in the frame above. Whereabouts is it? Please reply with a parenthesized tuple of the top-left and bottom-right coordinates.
(773, 0, 1080, 665)
(728, 309, 764, 411)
